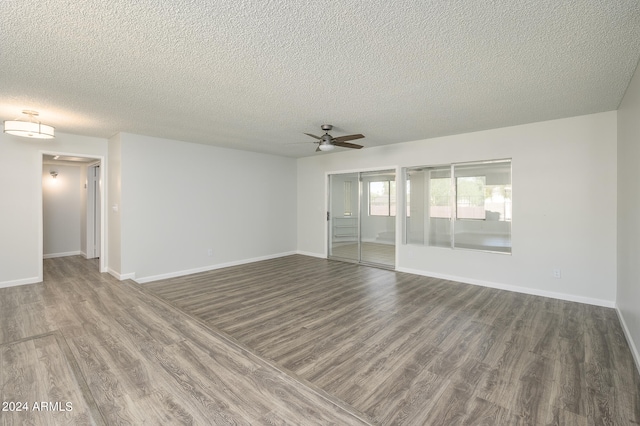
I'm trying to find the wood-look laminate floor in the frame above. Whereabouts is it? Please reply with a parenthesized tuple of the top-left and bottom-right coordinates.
(0, 256, 369, 425)
(330, 242, 395, 267)
(146, 254, 640, 425)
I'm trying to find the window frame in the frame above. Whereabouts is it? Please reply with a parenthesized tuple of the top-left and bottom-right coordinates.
(404, 158, 512, 254)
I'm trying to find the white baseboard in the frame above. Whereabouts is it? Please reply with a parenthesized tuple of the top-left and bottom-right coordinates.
(396, 267, 615, 308)
(135, 251, 298, 284)
(0, 276, 41, 289)
(108, 268, 136, 281)
(615, 305, 640, 376)
(43, 251, 81, 259)
(295, 255, 614, 308)
(296, 250, 326, 259)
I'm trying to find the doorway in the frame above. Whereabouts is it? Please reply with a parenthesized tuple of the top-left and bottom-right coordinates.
(41, 153, 106, 275)
(328, 169, 396, 268)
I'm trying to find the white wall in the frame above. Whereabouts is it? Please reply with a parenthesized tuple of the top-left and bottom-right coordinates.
(42, 164, 82, 257)
(0, 132, 108, 287)
(617, 59, 640, 371)
(297, 112, 617, 306)
(113, 133, 297, 282)
(107, 133, 123, 278)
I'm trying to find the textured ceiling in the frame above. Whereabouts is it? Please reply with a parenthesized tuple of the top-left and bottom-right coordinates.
(2, 1, 640, 158)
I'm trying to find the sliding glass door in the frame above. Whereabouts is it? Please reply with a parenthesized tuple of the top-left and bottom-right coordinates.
(328, 172, 360, 263)
(328, 170, 396, 268)
(360, 171, 396, 265)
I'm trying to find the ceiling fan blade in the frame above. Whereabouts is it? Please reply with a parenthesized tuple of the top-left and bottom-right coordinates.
(332, 134, 364, 143)
(333, 141, 363, 149)
(315, 145, 321, 152)
(304, 133, 322, 140)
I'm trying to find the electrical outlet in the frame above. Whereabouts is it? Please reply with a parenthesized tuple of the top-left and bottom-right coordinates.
(207, 248, 213, 256)
(553, 269, 562, 279)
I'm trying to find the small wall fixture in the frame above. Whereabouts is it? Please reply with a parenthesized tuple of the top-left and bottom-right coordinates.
(4, 110, 55, 139)
(50, 171, 58, 179)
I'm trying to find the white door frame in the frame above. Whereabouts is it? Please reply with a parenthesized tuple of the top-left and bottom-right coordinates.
(86, 163, 101, 259)
(38, 151, 107, 281)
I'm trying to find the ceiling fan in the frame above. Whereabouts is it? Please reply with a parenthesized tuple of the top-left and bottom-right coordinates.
(304, 124, 364, 152)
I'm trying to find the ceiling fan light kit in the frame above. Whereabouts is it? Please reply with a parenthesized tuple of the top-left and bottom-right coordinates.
(318, 141, 335, 151)
(304, 124, 364, 152)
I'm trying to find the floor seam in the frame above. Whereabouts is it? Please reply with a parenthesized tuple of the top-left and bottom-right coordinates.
(132, 279, 376, 425)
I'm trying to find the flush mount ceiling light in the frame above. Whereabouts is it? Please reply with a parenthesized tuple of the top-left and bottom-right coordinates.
(4, 110, 55, 139)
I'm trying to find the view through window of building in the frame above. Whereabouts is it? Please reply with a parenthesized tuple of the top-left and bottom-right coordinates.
(430, 176, 452, 218)
(369, 181, 396, 216)
(456, 176, 486, 219)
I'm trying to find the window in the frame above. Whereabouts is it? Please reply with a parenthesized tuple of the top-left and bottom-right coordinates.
(454, 162, 512, 224)
(405, 159, 512, 253)
(369, 181, 396, 216)
(456, 176, 486, 219)
(430, 177, 452, 218)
